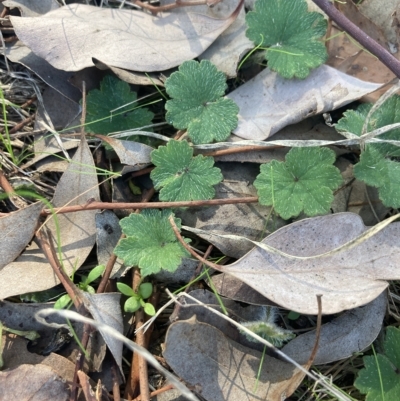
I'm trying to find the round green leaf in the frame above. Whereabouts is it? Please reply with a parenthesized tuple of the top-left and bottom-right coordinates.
(139, 282, 153, 299)
(143, 303, 156, 316)
(124, 297, 140, 313)
(117, 282, 136, 297)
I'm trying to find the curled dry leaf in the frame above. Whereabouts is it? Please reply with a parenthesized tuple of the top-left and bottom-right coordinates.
(0, 201, 43, 269)
(185, 213, 400, 314)
(0, 364, 69, 401)
(11, 1, 243, 72)
(0, 139, 99, 299)
(227, 65, 382, 140)
(282, 291, 387, 365)
(163, 317, 305, 401)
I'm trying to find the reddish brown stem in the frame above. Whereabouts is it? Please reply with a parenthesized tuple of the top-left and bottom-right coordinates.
(41, 197, 258, 216)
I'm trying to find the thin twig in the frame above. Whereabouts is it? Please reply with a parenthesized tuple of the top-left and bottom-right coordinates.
(41, 197, 259, 216)
(313, 0, 400, 78)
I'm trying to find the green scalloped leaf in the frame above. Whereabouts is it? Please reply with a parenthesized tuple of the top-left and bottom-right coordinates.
(254, 147, 342, 219)
(150, 140, 223, 202)
(85, 75, 154, 136)
(165, 60, 239, 144)
(354, 146, 400, 207)
(336, 96, 400, 157)
(245, 0, 327, 79)
(355, 327, 400, 401)
(114, 210, 190, 277)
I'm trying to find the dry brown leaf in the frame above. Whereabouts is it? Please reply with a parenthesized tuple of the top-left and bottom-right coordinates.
(0, 201, 43, 269)
(282, 291, 387, 365)
(185, 213, 399, 314)
(227, 65, 382, 140)
(163, 317, 304, 401)
(0, 364, 69, 401)
(11, 2, 243, 72)
(177, 162, 286, 259)
(0, 139, 99, 299)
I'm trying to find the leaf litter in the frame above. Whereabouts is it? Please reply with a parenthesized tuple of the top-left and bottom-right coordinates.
(2, 0, 400, 400)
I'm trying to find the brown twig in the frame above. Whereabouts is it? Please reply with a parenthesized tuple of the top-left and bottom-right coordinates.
(169, 215, 223, 271)
(0, 169, 14, 195)
(132, 0, 222, 15)
(313, 0, 400, 79)
(41, 197, 259, 216)
(35, 229, 84, 311)
(0, 114, 35, 135)
(200, 145, 283, 157)
(132, 384, 174, 401)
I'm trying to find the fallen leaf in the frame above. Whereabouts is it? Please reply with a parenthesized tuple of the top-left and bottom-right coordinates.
(11, 1, 243, 72)
(163, 317, 303, 401)
(82, 292, 124, 375)
(227, 65, 382, 140)
(3, 0, 58, 17)
(0, 364, 69, 401)
(0, 201, 43, 269)
(96, 210, 124, 278)
(282, 291, 387, 365)
(0, 139, 99, 299)
(185, 212, 400, 314)
(6, 42, 82, 102)
(98, 136, 153, 172)
(177, 162, 286, 259)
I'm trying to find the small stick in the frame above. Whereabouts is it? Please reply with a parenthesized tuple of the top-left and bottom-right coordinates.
(313, 0, 400, 78)
(41, 197, 259, 216)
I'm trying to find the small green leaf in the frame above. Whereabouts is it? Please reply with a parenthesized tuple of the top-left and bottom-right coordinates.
(139, 283, 153, 299)
(336, 97, 400, 157)
(165, 60, 239, 144)
(124, 297, 140, 313)
(114, 210, 190, 277)
(254, 147, 342, 219)
(150, 140, 223, 202)
(245, 0, 327, 79)
(354, 146, 400, 207)
(85, 75, 154, 135)
(86, 264, 106, 285)
(54, 294, 72, 310)
(287, 311, 300, 320)
(117, 282, 136, 297)
(355, 327, 400, 400)
(143, 303, 156, 316)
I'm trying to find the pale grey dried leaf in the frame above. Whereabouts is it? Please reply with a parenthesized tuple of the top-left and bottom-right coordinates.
(0, 201, 43, 269)
(163, 318, 303, 401)
(160, 0, 251, 78)
(98, 136, 153, 171)
(6, 42, 82, 102)
(216, 213, 398, 314)
(96, 210, 125, 278)
(0, 139, 99, 299)
(153, 258, 198, 284)
(177, 162, 286, 259)
(282, 292, 387, 365)
(93, 59, 164, 86)
(0, 364, 69, 401)
(11, 2, 242, 72)
(173, 289, 271, 351)
(227, 65, 382, 140)
(210, 273, 275, 305)
(3, 0, 58, 17)
(82, 292, 124, 375)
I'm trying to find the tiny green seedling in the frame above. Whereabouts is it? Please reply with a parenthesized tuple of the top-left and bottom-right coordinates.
(54, 264, 106, 309)
(117, 282, 155, 316)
